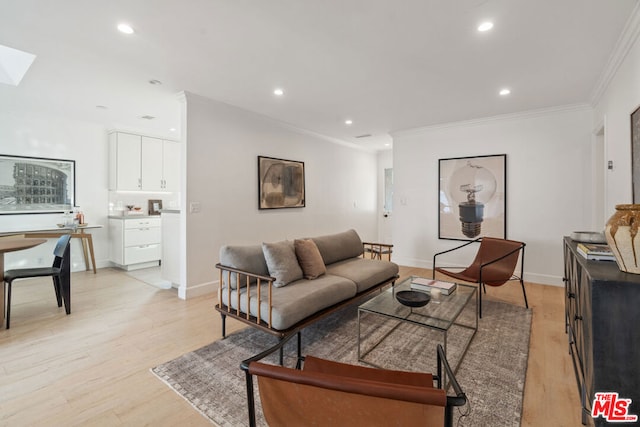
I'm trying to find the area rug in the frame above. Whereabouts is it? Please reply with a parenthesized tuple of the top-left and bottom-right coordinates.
(152, 299, 531, 426)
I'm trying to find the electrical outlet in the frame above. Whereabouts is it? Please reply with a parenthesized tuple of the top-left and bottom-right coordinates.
(190, 201, 201, 213)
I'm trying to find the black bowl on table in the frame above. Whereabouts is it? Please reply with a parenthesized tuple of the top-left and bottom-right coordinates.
(396, 290, 430, 307)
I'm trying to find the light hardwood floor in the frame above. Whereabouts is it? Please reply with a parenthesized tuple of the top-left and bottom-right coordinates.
(0, 266, 583, 426)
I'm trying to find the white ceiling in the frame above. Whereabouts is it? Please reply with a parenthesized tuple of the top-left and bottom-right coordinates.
(0, 0, 638, 150)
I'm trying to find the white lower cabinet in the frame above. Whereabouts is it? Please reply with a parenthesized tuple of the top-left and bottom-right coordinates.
(109, 217, 161, 270)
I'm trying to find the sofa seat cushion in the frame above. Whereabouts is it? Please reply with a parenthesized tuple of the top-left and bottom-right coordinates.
(326, 258, 399, 293)
(221, 275, 357, 331)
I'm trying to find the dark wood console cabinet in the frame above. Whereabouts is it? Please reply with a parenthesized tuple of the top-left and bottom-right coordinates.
(563, 237, 640, 425)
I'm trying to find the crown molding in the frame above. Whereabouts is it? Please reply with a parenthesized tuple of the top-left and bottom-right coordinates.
(590, 2, 640, 106)
(390, 103, 591, 138)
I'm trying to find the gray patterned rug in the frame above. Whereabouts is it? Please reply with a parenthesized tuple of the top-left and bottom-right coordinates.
(152, 299, 531, 426)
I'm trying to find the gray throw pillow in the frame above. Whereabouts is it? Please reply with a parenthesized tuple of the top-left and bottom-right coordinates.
(294, 239, 327, 279)
(262, 240, 304, 287)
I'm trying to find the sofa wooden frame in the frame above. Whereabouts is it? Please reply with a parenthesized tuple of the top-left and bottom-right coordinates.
(215, 242, 396, 361)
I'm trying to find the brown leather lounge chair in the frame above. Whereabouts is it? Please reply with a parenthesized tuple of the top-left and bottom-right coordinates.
(432, 237, 527, 318)
(241, 333, 467, 427)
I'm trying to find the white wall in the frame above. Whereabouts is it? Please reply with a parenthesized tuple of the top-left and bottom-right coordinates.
(377, 149, 393, 243)
(391, 106, 593, 286)
(180, 92, 379, 298)
(0, 111, 110, 271)
(593, 26, 640, 212)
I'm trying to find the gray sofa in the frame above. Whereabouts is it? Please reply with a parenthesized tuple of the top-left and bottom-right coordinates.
(215, 229, 398, 339)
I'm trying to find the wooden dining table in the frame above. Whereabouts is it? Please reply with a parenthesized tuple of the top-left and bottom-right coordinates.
(0, 224, 101, 274)
(0, 237, 47, 327)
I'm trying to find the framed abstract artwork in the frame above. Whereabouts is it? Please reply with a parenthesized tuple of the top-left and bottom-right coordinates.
(0, 154, 75, 214)
(258, 156, 305, 209)
(438, 154, 506, 240)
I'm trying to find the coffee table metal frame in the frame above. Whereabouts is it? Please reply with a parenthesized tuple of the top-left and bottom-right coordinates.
(357, 276, 478, 377)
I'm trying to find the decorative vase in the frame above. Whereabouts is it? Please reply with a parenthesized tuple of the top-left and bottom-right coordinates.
(605, 204, 640, 274)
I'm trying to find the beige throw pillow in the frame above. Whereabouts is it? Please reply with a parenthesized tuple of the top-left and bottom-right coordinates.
(294, 239, 327, 280)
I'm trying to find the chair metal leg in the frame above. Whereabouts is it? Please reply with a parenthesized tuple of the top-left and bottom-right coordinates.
(53, 276, 62, 307)
(479, 284, 483, 319)
(520, 279, 529, 309)
(60, 274, 71, 315)
(6, 281, 11, 329)
(60, 243, 71, 315)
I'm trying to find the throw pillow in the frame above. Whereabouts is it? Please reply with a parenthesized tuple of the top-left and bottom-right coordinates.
(294, 239, 327, 279)
(262, 240, 304, 287)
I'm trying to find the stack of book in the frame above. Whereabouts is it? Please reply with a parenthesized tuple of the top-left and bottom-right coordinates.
(410, 277, 457, 295)
(576, 243, 616, 261)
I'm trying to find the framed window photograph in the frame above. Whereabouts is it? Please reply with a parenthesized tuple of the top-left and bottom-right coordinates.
(0, 154, 75, 214)
(438, 154, 506, 241)
(632, 105, 640, 203)
(258, 156, 305, 209)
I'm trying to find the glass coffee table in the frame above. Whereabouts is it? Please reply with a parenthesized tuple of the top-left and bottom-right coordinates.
(357, 276, 478, 376)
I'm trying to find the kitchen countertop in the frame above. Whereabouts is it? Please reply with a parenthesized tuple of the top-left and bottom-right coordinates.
(159, 209, 181, 214)
(108, 214, 161, 219)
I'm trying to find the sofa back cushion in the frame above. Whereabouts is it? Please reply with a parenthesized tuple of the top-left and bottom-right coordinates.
(219, 245, 269, 289)
(312, 229, 364, 265)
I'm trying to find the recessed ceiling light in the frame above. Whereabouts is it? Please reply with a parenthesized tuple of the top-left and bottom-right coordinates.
(169, 128, 176, 132)
(96, 105, 108, 110)
(117, 23, 135, 34)
(140, 115, 155, 120)
(345, 119, 353, 125)
(478, 22, 494, 32)
(149, 79, 162, 85)
(273, 88, 284, 96)
(499, 88, 511, 96)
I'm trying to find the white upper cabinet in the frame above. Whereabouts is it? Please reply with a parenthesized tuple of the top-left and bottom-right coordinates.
(162, 140, 180, 192)
(109, 132, 142, 190)
(109, 132, 180, 192)
(141, 136, 164, 191)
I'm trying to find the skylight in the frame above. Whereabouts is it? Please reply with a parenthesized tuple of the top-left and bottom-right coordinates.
(0, 44, 36, 86)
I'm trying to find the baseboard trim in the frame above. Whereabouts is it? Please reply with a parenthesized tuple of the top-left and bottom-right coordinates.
(178, 280, 216, 300)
